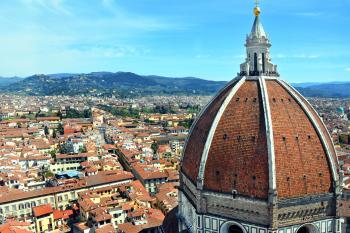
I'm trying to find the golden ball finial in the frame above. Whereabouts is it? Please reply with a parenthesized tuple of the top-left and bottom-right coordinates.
(254, 6, 261, 16)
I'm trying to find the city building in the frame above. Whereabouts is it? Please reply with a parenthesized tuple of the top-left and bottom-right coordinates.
(0, 172, 134, 222)
(50, 153, 92, 172)
(32, 204, 54, 233)
(132, 163, 168, 195)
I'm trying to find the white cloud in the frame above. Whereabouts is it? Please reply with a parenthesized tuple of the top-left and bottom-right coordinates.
(345, 68, 350, 72)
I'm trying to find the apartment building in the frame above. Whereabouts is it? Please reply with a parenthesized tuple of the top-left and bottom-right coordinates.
(0, 171, 134, 223)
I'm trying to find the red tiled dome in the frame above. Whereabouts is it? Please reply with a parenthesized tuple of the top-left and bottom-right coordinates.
(181, 77, 339, 200)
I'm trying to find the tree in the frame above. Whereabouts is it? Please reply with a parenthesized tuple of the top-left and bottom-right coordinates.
(178, 118, 195, 129)
(65, 108, 92, 119)
(44, 125, 49, 136)
(151, 142, 159, 155)
(57, 123, 64, 135)
(79, 146, 87, 153)
(49, 150, 57, 161)
(83, 109, 92, 118)
(44, 171, 54, 179)
(56, 110, 63, 119)
(153, 105, 175, 114)
(52, 130, 57, 139)
(38, 165, 50, 180)
(97, 104, 140, 118)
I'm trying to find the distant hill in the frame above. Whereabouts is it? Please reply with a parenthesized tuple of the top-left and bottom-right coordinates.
(1, 72, 349, 98)
(294, 82, 350, 98)
(0, 77, 24, 86)
(2, 72, 227, 97)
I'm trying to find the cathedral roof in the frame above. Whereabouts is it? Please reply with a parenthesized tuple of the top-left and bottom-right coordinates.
(180, 3, 339, 203)
(181, 77, 339, 200)
(178, 4, 341, 230)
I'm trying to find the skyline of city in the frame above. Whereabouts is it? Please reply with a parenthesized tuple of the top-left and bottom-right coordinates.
(0, 0, 349, 83)
(0, 1, 350, 233)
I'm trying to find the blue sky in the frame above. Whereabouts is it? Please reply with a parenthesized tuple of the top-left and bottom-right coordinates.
(0, 0, 349, 83)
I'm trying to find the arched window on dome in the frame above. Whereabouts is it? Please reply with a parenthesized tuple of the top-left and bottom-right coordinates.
(220, 222, 246, 233)
(228, 225, 244, 233)
(297, 227, 310, 233)
(296, 224, 319, 233)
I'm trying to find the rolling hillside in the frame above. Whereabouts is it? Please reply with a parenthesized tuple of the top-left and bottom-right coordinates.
(3, 72, 226, 97)
(1, 72, 349, 98)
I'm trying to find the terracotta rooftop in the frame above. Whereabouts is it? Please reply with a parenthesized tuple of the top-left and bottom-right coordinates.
(53, 209, 73, 220)
(95, 224, 115, 233)
(133, 164, 168, 180)
(0, 220, 32, 233)
(32, 204, 53, 217)
(36, 117, 60, 121)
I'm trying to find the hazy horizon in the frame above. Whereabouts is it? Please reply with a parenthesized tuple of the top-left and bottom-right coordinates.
(0, 71, 350, 85)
